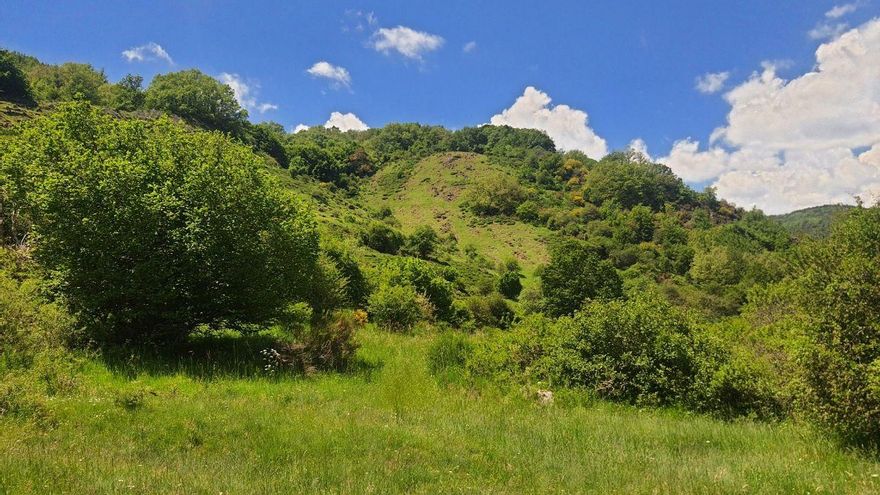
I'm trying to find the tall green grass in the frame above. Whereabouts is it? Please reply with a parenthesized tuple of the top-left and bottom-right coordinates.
(1, 328, 878, 494)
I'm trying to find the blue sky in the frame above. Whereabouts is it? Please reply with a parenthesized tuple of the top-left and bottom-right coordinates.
(2, 1, 880, 212)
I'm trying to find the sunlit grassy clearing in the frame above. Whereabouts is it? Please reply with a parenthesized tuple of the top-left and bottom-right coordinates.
(1, 328, 878, 494)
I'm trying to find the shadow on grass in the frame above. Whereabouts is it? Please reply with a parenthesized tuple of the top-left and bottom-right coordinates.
(99, 331, 383, 382)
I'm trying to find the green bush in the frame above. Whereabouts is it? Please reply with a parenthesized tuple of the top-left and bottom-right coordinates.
(498, 271, 523, 300)
(378, 258, 455, 320)
(542, 297, 696, 406)
(780, 206, 880, 446)
(403, 225, 440, 259)
(464, 293, 515, 329)
(540, 238, 623, 317)
(367, 284, 432, 332)
(360, 222, 404, 254)
(465, 296, 780, 418)
(1, 102, 319, 343)
(322, 243, 370, 306)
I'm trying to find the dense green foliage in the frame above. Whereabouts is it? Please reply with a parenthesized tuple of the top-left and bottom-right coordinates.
(0, 50, 36, 107)
(0, 102, 319, 342)
(145, 69, 248, 134)
(771, 204, 854, 238)
(540, 239, 622, 316)
(774, 206, 880, 446)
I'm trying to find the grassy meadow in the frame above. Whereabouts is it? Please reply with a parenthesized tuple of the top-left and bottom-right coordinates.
(2, 328, 879, 494)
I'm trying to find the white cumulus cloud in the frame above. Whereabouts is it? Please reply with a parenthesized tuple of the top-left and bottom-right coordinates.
(371, 26, 444, 60)
(324, 111, 369, 131)
(122, 42, 173, 64)
(463, 41, 477, 53)
(660, 19, 880, 213)
(307, 61, 352, 88)
(217, 73, 277, 114)
(695, 71, 730, 94)
(489, 86, 608, 159)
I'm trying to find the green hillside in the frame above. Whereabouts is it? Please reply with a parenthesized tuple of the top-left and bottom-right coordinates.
(363, 152, 551, 285)
(771, 204, 854, 238)
(2, 47, 880, 493)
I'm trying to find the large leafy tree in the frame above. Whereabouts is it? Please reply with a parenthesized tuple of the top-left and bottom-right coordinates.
(0, 102, 319, 342)
(145, 69, 248, 135)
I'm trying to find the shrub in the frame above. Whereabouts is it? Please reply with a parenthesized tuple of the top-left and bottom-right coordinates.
(367, 284, 432, 332)
(307, 254, 351, 318)
(541, 297, 696, 406)
(778, 206, 880, 446)
(463, 177, 530, 216)
(498, 271, 523, 300)
(322, 243, 370, 306)
(1, 103, 319, 343)
(465, 293, 515, 329)
(688, 334, 784, 420)
(360, 222, 404, 254)
(403, 225, 440, 259)
(540, 239, 623, 317)
(378, 258, 455, 320)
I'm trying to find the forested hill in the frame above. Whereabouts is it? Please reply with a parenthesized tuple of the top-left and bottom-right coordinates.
(771, 204, 855, 238)
(3, 46, 880, 465)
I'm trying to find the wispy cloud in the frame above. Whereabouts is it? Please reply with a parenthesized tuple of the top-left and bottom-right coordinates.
(810, 3, 862, 40)
(463, 41, 477, 53)
(826, 2, 860, 19)
(695, 71, 730, 94)
(371, 26, 444, 60)
(121, 42, 173, 64)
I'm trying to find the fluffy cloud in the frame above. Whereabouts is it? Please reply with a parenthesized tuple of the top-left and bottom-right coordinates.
(217, 73, 277, 114)
(307, 61, 352, 88)
(660, 19, 880, 213)
(296, 112, 370, 133)
(324, 111, 369, 131)
(695, 71, 730, 94)
(371, 26, 444, 60)
(121, 42, 173, 64)
(463, 41, 477, 53)
(490, 86, 608, 159)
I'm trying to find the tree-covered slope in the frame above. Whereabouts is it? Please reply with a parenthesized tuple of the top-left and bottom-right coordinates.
(771, 204, 854, 238)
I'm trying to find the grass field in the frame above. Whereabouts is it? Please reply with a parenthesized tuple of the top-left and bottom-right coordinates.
(2, 327, 879, 494)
